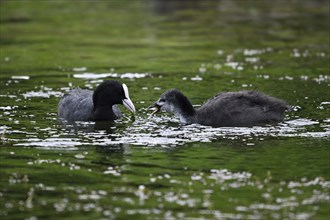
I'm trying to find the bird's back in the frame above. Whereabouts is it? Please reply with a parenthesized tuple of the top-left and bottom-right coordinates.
(197, 91, 289, 127)
(58, 89, 94, 122)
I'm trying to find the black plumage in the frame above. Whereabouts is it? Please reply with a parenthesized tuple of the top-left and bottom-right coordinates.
(150, 89, 289, 127)
(58, 80, 135, 122)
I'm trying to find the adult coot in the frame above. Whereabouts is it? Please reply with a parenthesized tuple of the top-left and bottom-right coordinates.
(58, 80, 135, 122)
(150, 89, 289, 127)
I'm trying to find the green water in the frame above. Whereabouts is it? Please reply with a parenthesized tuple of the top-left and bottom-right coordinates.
(0, 1, 329, 219)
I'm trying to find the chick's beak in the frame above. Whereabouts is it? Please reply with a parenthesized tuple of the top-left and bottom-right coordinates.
(149, 102, 161, 115)
(123, 98, 136, 113)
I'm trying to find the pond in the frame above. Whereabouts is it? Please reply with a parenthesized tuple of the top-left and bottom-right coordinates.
(0, 1, 329, 219)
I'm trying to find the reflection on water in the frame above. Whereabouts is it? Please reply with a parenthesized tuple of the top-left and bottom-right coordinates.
(59, 120, 118, 134)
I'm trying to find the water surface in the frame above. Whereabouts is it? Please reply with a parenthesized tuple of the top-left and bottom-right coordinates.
(0, 1, 329, 219)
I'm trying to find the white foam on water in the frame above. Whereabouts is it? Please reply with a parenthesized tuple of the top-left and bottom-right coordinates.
(73, 67, 87, 72)
(11, 76, 30, 80)
(14, 138, 83, 149)
(285, 118, 319, 126)
(22, 91, 63, 98)
(73, 72, 149, 79)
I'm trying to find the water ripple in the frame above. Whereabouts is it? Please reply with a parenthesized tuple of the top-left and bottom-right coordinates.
(8, 113, 330, 148)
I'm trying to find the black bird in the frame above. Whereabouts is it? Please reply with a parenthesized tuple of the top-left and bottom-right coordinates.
(58, 80, 135, 122)
(150, 89, 289, 127)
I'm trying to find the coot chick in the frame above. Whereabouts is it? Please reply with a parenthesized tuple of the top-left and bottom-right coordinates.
(58, 80, 135, 122)
(150, 89, 289, 127)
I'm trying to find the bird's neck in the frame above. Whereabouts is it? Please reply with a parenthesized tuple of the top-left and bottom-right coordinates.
(92, 106, 117, 121)
(175, 99, 196, 124)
